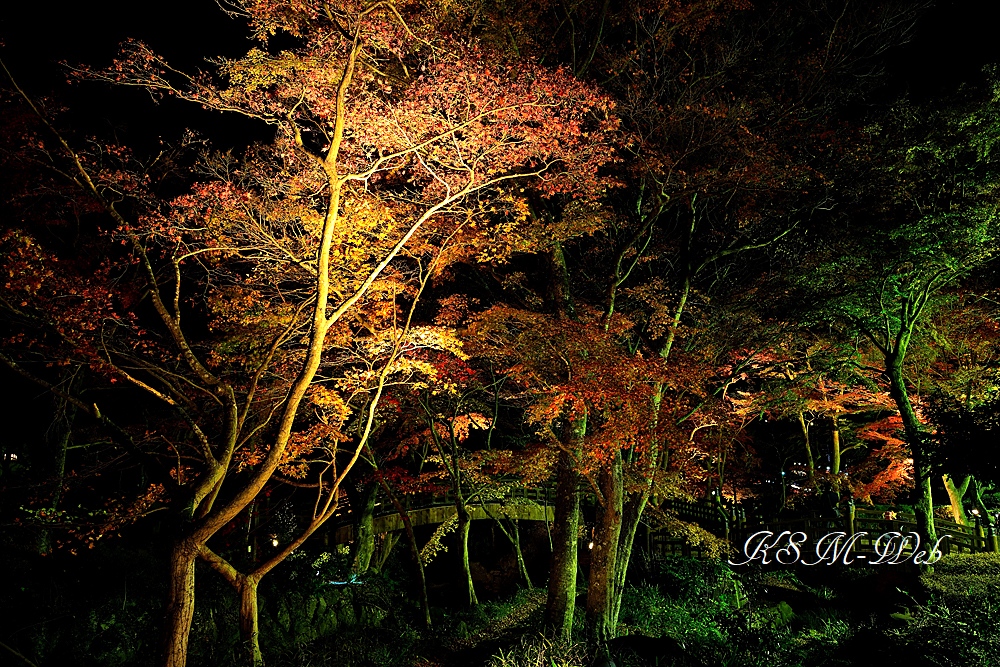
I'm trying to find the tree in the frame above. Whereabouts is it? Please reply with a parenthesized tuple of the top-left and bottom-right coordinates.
(1, 2, 617, 664)
(798, 76, 1000, 547)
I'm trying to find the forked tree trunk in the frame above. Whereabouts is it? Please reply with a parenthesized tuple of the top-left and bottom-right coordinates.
(484, 508, 534, 588)
(943, 474, 971, 526)
(545, 449, 581, 638)
(608, 493, 647, 630)
(608, 384, 664, 629)
(586, 450, 623, 644)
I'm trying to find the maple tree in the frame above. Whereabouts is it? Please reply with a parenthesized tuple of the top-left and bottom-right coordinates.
(1, 1, 618, 664)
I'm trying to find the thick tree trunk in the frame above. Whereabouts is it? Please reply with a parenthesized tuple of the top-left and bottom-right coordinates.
(545, 449, 581, 638)
(238, 576, 263, 667)
(350, 482, 379, 573)
(163, 539, 199, 667)
(457, 501, 478, 607)
(943, 474, 971, 526)
(586, 450, 623, 644)
(885, 354, 936, 547)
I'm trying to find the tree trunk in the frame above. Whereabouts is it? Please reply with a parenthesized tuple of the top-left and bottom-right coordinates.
(510, 519, 533, 588)
(608, 493, 645, 631)
(586, 450, 623, 644)
(608, 384, 663, 630)
(238, 576, 263, 667)
(797, 412, 816, 484)
(350, 482, 379, 573)
(545, 449, 581, 638)
(456, 501, 479, 606)
(971, 476, 990, 521)
(885, 353, 936, 547)
(163, 539, 199, 667)
(378, 477, 431, 627)
(943, 474, 971, 526)
(831, 414, 842, 476)
(550, 240, 576, 320)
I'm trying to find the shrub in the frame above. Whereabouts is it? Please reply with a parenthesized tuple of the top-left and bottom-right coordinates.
(487, 634, 588, 667)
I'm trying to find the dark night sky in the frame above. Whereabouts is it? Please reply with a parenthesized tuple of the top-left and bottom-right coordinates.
(3, 0, 999, 117)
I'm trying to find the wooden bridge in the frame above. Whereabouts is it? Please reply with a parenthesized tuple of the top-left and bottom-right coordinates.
(329, 486, 556, 545)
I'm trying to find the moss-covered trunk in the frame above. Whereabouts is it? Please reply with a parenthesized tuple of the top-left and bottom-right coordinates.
(943, 474, 971, 526)
(457, 499, 478, 607)
(586, 449, 623, 643)
(350, 482, 379, 574)
(545, 449, 581, 638)
(885, 351, 936, 546)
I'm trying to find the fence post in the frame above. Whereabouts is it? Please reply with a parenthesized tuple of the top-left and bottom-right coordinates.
(989, 522, 998, 553)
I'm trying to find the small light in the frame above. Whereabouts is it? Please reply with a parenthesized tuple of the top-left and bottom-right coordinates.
(272, 538, 279, 547)
(972, 509, 981, 516)
(247, 545, 252, 553)
(781, 471, 786, 476)
(9, 454, 17, 461)
(588, 541, 594, 550)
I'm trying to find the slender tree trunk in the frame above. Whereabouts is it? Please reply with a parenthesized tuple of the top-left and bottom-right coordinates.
(39, 371, 77, 554)
(163, 539, 199, 667)
(378, 477, 431, 627)
(481, 504, 534, 588)
(545, 449, 581, 638)
(831, 414, 842, 476)
(797, 412, 816, 484)
(512, 520, 532, 588)
(456, 500, 478, 606)
(971, 476, 990, 521)
(586, 450, 623, 644)
(660, 273, 690, 362)
(943, 474, 971, 526)
(238, 576, 263, 667)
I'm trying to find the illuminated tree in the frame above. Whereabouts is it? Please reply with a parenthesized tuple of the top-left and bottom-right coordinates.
(1, 1, 617, 663)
